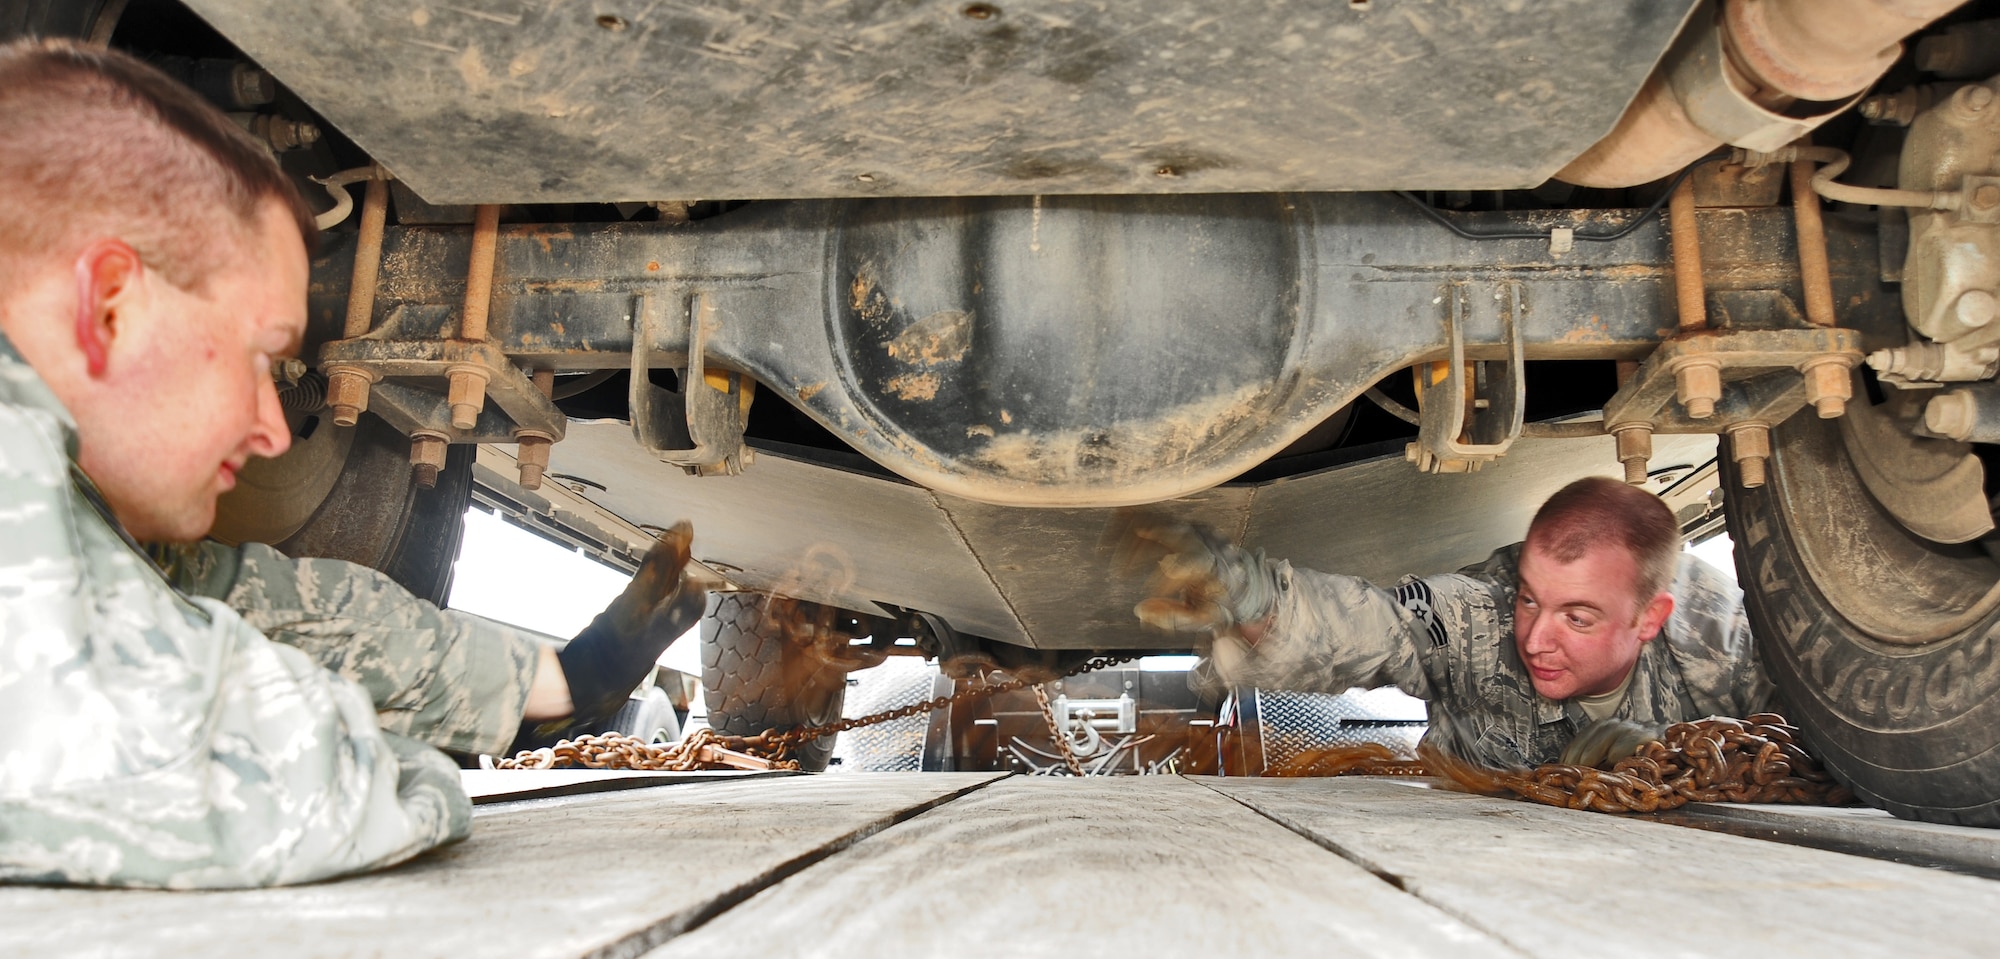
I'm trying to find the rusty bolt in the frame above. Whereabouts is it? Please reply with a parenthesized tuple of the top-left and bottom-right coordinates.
(1800, 359, 1853, 419)
(1727, 424, 1772, 490)
(325, 368, 374, 427)
(1612, 424, 1653, 486)
(515, 432, 554, 490)
(1956, 290, 1999, 331)
(1975, 185, 2000, 211)
(446, 365, 490, 431)
(1674, 359, 1723, 419)
(1924, 392, 1977, 441)
(409, 432, 449, 489)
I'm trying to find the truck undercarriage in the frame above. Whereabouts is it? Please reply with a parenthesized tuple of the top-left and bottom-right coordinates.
(12, 0, 2000, 823)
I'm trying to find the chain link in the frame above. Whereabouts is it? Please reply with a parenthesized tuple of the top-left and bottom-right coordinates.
(492, 729, 801, 772)
(1426, 713, 1856, 813)
(1031, 685, 1087, 776)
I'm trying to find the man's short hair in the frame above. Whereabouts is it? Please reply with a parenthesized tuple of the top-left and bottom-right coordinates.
(0, 38, 315, 293)
(1525, 476, 1681, 610)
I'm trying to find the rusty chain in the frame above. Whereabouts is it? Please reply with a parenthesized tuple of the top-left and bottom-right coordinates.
(493, 728, 803, 772)
(1031, 685, 1087, 776)
(495, 652, 1144, 771)
(1425, 713, 1856, 814)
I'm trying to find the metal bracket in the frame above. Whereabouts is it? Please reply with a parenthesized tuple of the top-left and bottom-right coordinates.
(1407, 282, 1526, 473)
(1603, 327, 1863, 434)
(316, 338, 566, 444)
(632, 291, 750, 476)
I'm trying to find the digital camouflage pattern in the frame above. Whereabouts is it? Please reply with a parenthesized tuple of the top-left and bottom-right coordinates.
(158, 540, 545, 758)
(1205, 542, 1769, 769)
(0, 334, 529, 889)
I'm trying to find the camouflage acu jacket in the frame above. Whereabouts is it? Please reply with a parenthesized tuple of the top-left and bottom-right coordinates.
(0, 334, 470, 889)
(1209, 543, 1769, 768)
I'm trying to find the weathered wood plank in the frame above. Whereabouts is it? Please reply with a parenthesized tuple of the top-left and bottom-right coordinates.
(1204, 777, 2000, 959)
(0, 772, 1005, 959)
(1653, 801, 2000, 879)
(648, 776, 1522, 959)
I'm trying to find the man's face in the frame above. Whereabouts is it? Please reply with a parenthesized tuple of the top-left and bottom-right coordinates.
(77, 200, 306, 542)
(1513, 539, 1669, 701)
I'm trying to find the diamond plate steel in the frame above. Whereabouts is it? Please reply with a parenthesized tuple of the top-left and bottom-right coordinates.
(1253, 686, 1429, 768)
(827, 658, 940, 773)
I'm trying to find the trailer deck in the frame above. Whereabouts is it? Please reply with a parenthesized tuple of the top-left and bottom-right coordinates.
(5, 772, 1998, 958)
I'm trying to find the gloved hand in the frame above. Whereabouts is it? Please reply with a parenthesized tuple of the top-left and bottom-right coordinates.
(1108, 512, 1280, 635)
(511, 521, 711, 751)
(1560, 718, 1666, 768)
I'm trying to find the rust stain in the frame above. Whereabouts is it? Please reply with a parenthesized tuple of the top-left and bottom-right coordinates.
(798, 381, 827, 402)
(646, 261, 661, 272)
(886, 371, 940, 402)
(885, 310, 973, 367)
(849, 271, 872, 312)
(965, 383, 1268, 487)
(849, 268, 891, 327)
(1558, 314, 1613, 344)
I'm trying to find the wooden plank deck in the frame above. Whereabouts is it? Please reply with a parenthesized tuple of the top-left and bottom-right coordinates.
(1202, 777, 2000, 959)
(6, 773, 1999, 959)
(0, 773, 1002, 959)
(650, 776, 1517, 959)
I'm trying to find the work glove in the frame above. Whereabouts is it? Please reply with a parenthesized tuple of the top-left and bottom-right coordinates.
(1560, 717, 1667, 769)
(510, 521, 711, 751)
(1108, 512, 1280, 635)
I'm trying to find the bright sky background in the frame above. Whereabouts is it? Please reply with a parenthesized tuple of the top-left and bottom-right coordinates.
(446, 508, 706, 675)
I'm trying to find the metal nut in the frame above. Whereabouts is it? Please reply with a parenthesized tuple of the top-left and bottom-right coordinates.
(1674, 360, 1723, 419)
(446, 366, 490, 431)
(1924, 392, 1977, 441)
(1727, 424, 1772, 490)
(515, 432, 554, 490)
(1800, 359, 1853, 419)
(325, 368, 373, 427)
(410, 432, 449, 489)
(1612, 424, 1653, 486)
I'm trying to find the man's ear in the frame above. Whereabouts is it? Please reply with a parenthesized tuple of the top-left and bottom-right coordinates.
(1635, 591, 1675, 644)
(72, 239, 145, 378)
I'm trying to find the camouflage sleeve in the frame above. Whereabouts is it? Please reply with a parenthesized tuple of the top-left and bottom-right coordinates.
(175, 541, 549, 758)
(1662, 553, 1773, 717)
(0, 403, 469, 889)
(1205, 560, 1470, 701)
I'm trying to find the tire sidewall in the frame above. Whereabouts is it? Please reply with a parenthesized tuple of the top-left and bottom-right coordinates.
(1727, 414, 2000, 825)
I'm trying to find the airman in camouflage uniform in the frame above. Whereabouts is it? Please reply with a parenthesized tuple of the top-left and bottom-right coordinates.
(1201, 543, 1768, 769)
(0, 335, 496, 887)
(1, 40, 700, 890)
(1125, 477, 1770, 770)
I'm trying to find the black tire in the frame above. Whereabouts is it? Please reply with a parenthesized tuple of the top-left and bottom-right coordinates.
(701, 592, 847, 772)
(215, 415, 472, 606)
(1726, 413, 2000, 826)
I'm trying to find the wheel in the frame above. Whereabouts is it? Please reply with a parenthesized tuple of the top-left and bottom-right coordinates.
(212, 412, 472, 606)
(1725, 411, 2000, 826)
(701, 592, 848, 772)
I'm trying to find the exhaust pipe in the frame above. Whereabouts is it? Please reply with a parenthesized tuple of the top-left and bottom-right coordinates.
(1559, 0, 1965, 188)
